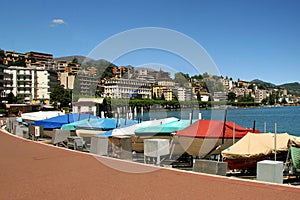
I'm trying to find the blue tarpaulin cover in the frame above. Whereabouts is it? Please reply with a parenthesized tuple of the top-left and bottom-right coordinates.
(31, 113, 98, 129)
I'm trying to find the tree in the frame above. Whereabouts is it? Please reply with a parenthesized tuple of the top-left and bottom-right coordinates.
(72, 57, 78, 64)
(16, 94, 25, 104)
(238, 94, 254, 102)
(50, 84, 72, 108)
(248, 84, 255, 90)
(227, 92, 236, 102)
(0, 49, 4, 63)
(6, 92, 16, 104)
(13, 57, 26, 66)
(152, 92, 157, 100)
(100, 63, 117, 79)
(202, 72, 210, 78)
(174, 72, 190, 86)
(261, 98, 268, 105)
(281, 97, 287, 104)
(269, 94, 276, 105)
(214, 81, 225, 92)
(161, 93, 165, 100)
(191, 74, 203, 81)
(196, 92, 201, 102)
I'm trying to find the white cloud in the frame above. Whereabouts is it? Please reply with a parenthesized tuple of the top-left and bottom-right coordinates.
(50, 18, 66, 27)
(52, 19, 65, 24)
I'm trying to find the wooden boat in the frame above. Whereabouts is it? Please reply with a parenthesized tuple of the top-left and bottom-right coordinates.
(175, 120, 260, 158)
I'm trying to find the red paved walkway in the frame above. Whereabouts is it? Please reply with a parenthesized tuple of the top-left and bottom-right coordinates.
(0, 130, 299, 199)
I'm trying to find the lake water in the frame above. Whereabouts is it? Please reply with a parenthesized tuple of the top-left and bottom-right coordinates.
(139, 106, 300, 136)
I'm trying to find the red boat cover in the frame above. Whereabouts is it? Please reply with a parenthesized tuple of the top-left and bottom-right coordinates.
(175, 120, 259, 139)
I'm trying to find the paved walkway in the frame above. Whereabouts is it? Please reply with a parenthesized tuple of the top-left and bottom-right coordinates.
(0, 130, 299, 199)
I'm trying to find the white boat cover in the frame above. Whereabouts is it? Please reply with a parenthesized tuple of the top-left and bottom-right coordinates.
(21, 111, 65, 121)
(111, 117, 179, 136)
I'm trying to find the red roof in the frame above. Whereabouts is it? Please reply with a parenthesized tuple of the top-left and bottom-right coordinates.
(175, 120, 259, 139)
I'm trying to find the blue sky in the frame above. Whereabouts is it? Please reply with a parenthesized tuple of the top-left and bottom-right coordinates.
(1, 0, 300, 85)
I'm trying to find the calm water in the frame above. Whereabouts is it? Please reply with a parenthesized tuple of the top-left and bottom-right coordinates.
(139, 106, 300, 136)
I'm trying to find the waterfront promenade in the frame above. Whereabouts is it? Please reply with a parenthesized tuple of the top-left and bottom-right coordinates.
(0, 129, 299, 199)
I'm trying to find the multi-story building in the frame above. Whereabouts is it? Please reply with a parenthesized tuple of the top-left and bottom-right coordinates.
(199, 91, 210, 102)
(222, 78, 233, 90)
(157, 80, 175, 87)
(36, 70, 51, 99)
(213, 91, 228, 101)
(56, 60, 81, 74)
(237, 79, 250, 88)
(104, 78, 152, 99)
(47, 70, 59, 90)
(0, 64, 8, 98)
(254, 89, 267, 103)
(56, 60, 81, 90)
(177, 87, 192, 101)
(4, 66, 51, 101)
(163, 89, 173, 101)
(3, 50, 56, 70)
(25, 51, 56, 70)
(75, 70, 99, 96)
(232, 87, 252, 98)
(126, 67, 172, 84)
(60, 72, 75, 90)
(3, 51, 26, 66)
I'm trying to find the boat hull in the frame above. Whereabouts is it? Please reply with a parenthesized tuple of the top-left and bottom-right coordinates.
(175, 136, 239, 158)
(75, 129, 106, 138)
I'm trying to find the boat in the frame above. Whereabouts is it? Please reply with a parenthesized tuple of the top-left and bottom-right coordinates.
(133, 120, 195, 153)
(61, 117, 138, 139)
(30, 113, 99, 137)
(21, 111, 65, 123)
(221, 132, 297, 170)
(104, 117, 179, 152)
(174, 120, 260, 158)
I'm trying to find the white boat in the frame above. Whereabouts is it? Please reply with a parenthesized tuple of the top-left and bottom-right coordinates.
(110, 117, 179, 152)
(21, 111, 65, 122)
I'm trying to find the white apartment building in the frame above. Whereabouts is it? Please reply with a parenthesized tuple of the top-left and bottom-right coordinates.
(36, 70, 50, 99)
(222, 78, 233, 90)
(213, 91, 228, 101)
(177, 87, 192, 101)
(4, 66, 51, 101)
(232, 87, 253, 98)
(60, 72, 75, 90)
(104, 78, 152, 99)
(157, 80, 175, 87)
(254, 89, 267, 103)
(75, 71, 99, 96)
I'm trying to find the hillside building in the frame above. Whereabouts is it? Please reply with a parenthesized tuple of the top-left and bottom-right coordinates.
(255, 89, 267, 103)
(4, 66, 52, 101)
(74, 70, 99, 96)
(3, 51, 26, 66)
(104, 78, 152, 99)
(177, 87, 192, 101)
(0, 64, 8, 98)
(213, 91, 227, 101)
(222, 78, 233, 90)
(25, 51, 56, 70)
